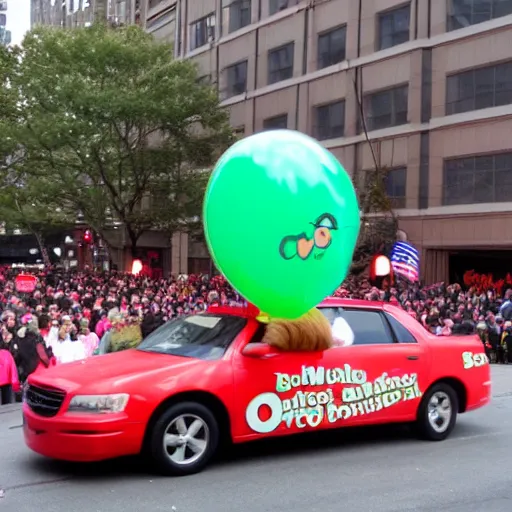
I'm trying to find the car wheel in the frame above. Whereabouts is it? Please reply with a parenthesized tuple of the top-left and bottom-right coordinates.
(416, 383, 458, 441)
(149, 402, 219, 476)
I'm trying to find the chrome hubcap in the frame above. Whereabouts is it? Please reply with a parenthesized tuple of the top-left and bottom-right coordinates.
(163, 414, 209, 465)
(427, 391, 452, 433)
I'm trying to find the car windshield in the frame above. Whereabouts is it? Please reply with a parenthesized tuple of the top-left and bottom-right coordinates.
(137, 314, 247, 360)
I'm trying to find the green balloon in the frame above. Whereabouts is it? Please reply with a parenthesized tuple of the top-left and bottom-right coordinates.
(203, 130, 360, 319)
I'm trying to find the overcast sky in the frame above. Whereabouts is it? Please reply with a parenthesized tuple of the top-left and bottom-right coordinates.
(6, 0, 30, 46)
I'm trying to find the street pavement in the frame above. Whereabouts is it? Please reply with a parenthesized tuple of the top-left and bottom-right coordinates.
(2, 366, 512, 512)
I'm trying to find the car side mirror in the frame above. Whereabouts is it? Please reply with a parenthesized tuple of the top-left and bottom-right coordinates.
(241, 343, 279, 359)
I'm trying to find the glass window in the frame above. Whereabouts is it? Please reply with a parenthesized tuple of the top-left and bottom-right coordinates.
(223, 0, 251, 34)
(190, 13, 215, 51)
(318, 307, 342, 325)
(263, 114, 288, 130)
(314, 101, 345, 140)
(317, 25, 346, 69)
(269, 0, 299, 15)
(225, 60, 248, 98)
(337, 310, 394, 345)
(443, 152, 512, 205)
(384, 313, 417, 343)
(233, 126, 245, 138)
(447, 0, 512, 32)
(364, 85, 408, 131)
(383, 167, 407, 209)
(268, 43, 294, 84)
(378, 4, 411, 50)
(138, 314, 247, 360)
(446, 60, 512, 115)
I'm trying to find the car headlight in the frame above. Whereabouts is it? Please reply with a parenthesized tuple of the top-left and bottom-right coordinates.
(67, 394, 129, 414)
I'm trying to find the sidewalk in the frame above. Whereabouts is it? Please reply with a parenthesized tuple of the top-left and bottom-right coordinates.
(0, 403, 21, 415)
(490, 364, 512, 398)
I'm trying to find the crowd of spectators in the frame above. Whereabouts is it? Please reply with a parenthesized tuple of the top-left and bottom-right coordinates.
(1, 267, 511, 405)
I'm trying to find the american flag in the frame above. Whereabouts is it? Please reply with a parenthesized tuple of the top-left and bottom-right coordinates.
(390, 241, 420, 282)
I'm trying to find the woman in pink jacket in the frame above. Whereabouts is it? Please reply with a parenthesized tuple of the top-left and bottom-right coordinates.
(0, 348, 20, 405)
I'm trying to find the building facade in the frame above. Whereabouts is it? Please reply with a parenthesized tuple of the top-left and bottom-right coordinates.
(31, 0, 512, 282)
(0, 0, 11, 46)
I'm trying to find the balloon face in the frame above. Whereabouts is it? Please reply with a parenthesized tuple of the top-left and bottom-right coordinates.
(203, 130, 360, 319)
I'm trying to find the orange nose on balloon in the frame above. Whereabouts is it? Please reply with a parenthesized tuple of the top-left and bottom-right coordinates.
(314, 227, 332, 248)
(297, 237, 314, 259)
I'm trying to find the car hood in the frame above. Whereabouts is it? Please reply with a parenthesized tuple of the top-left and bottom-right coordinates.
(29, 350, 211, 394)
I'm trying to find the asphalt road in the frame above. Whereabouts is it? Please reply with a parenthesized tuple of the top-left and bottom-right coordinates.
(2, 366, 512, 512)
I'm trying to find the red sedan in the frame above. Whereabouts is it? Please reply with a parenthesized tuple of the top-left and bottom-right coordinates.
(23, 298, 491, 476)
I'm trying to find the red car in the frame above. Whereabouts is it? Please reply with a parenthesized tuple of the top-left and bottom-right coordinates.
(23, 298, 491, 476)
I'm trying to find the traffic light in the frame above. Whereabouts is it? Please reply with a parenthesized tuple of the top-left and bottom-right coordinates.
(83, 230, 93, 244)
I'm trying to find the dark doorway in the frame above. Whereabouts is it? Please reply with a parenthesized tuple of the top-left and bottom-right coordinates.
(449, 249, 512, 284)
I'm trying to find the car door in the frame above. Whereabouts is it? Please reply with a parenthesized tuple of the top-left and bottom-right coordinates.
(319, 306, 429, 424)
(232, 321, 337, 440)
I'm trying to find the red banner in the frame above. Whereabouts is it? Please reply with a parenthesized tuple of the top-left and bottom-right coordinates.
(15, 274, 38, 294)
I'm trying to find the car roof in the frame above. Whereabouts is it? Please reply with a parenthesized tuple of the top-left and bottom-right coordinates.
(206, 297, 386, 318)
(319, 297, 385, 309)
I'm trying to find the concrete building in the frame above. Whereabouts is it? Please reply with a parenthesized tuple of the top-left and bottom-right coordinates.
(0, 0, 11, 46)
(31, 0, 512, 282)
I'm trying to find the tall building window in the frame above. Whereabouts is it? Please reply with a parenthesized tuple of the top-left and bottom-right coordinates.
(223, 0, 251, 33)
(263, 114, 288, 130)
(317, 25, 346, 70)
(233, 126, 245, 138)
(446, 60, 512, 115)
(377, 4, 411, 50)
(189, 13, 215, 51)
(447, 0, 512, 31)
(268, 42, 294, 84)
(269, 0, 299, 15)
(364, 85, 409, 131)
(225, 60, 248, 98)
(384, 167, 407, 209)
(313, 100, 345, 140)
(443, 152, 512, 205)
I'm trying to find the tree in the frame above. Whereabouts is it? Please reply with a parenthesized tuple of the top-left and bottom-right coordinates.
(7, 23, 234, 256)
(349, 70, 397, 275)
(0, 173, 75, 266)
(0, 45, 20, 170)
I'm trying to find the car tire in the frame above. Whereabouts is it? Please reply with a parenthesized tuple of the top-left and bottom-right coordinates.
(149, 402, 219, 476)
(416, 382, 458, 441)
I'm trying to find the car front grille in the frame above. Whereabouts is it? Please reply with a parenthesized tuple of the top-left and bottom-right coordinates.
(25, 384, 66, 418)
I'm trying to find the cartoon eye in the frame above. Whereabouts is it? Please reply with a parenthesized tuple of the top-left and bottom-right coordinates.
(313, 213, 338, 230)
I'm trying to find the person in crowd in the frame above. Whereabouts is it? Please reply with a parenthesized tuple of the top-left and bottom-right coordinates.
(78, 318, 99, 358)
(0, 341, 20, 405)
(0, 346, 19, 405)
(96, 308, 143, 355)
(52, 322, 86, 364)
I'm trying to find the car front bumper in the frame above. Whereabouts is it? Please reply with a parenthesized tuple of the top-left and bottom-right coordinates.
(23, 403, 146, 462)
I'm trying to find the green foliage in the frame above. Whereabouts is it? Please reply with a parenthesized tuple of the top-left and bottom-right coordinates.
(0, 45, 19, 167)
(5, 23, 233, 251)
